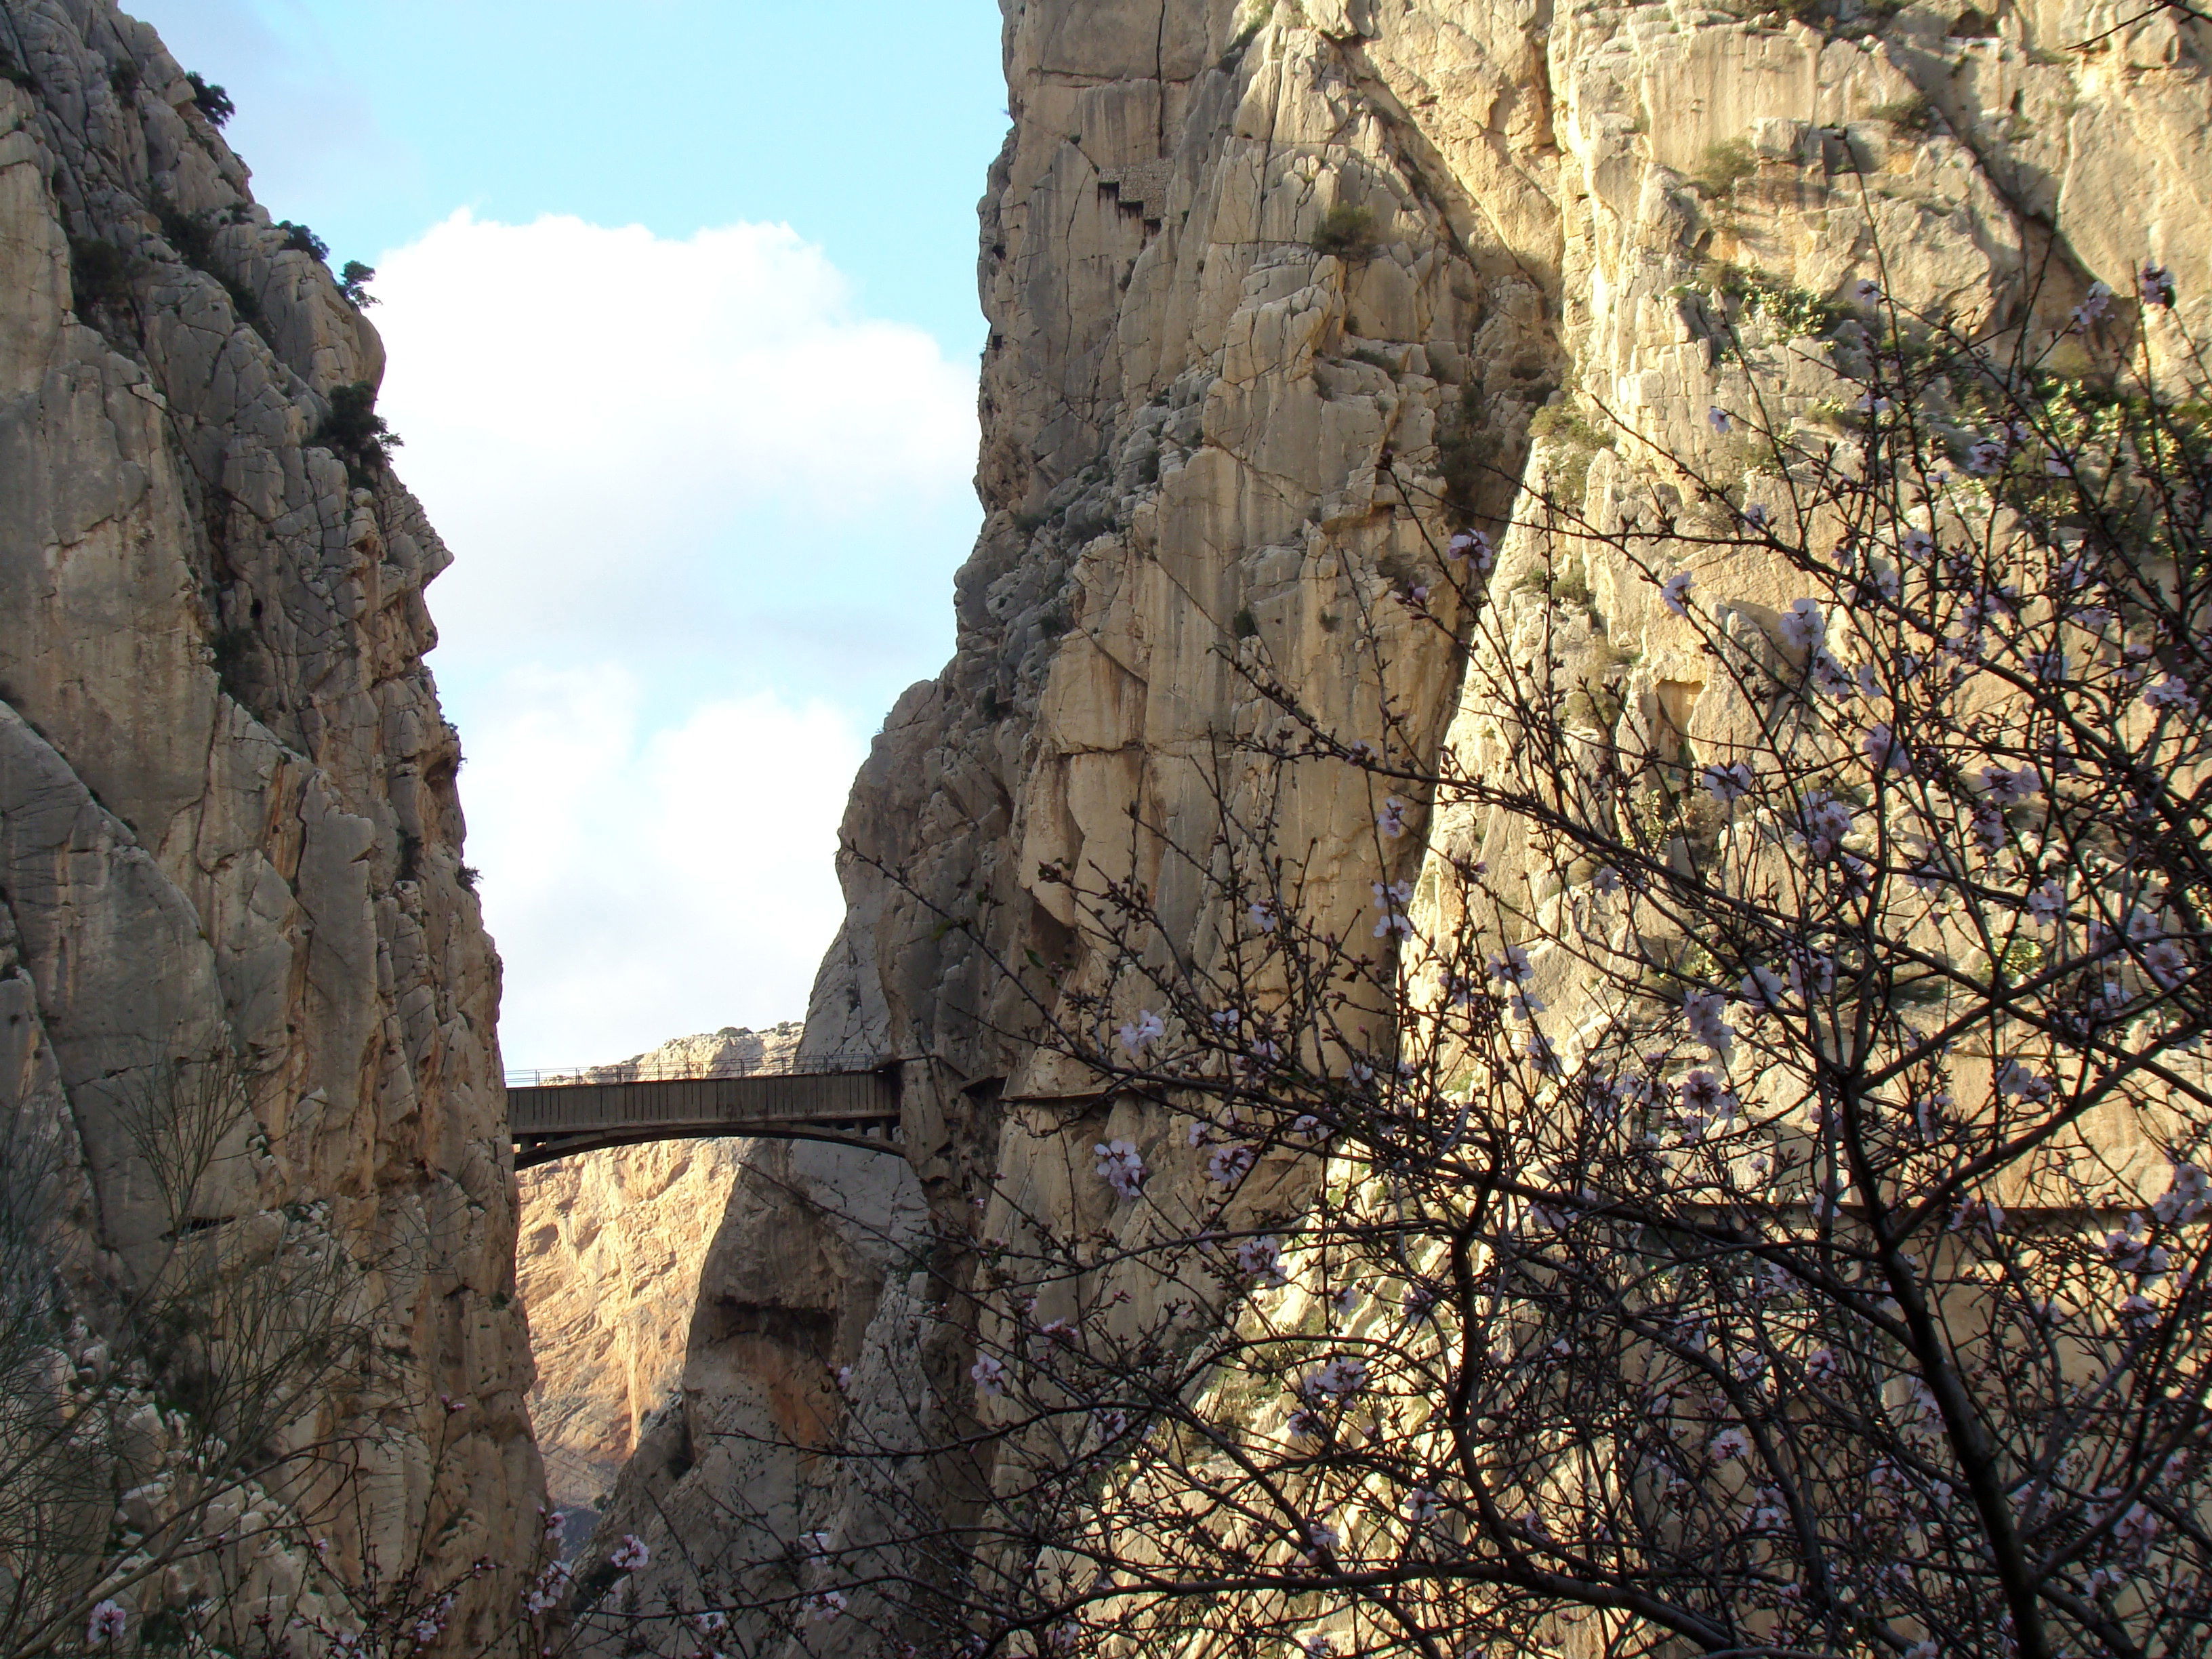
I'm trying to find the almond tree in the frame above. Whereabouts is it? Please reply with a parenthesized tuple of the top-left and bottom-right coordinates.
(838, 255, 2212, 1659)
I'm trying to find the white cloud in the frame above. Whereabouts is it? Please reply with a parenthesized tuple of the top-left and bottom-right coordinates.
(362, 213, 977, 1063)
(372, 211, 979, 666)
(468, 668, 867, 1068)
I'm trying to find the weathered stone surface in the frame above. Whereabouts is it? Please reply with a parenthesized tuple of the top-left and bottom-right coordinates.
(516, 1025, 802, 1517)
(0, 0, 538, 1638)
(598, 0, 2211, 1649)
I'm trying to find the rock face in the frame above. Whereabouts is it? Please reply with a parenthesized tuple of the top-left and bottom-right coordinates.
(0, 0, 537, 1639)
(516, 1025, 802, 1522)
(597, 0, 2210, 1648)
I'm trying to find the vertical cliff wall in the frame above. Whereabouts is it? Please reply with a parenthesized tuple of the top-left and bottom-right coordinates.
(0, 0, 538, 1637)
(593, 0, 2209, 1649)
(518, 1025, 805, 1525)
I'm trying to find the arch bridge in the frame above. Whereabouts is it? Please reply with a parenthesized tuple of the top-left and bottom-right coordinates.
(506, 1052, 902, 1169)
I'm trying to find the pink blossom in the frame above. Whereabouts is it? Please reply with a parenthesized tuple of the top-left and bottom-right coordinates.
(2145, 675, 2199, 714)
(609, 1534, 651, 1572)
(1237, 1235, 1288, 1285)
(1861, 724, 1910, 776)
(1206, 1143, 1256, 1187)
(1306, 1355, 1370, 1399)
(1301, 1518, 1340, 1564)
(2142, 263, 2176, 308)
(86, 1601, 128, 1646)
(1682, 989, 1735, 1055)
(969, 1354, 1007, 1397)
(1995, 1060, 2053, 1102)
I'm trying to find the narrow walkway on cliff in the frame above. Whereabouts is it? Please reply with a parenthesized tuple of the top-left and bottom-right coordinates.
(504, 1054, 902, 1167)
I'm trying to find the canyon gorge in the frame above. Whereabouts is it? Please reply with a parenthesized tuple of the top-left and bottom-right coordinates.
(0, 0, 2207, 1654)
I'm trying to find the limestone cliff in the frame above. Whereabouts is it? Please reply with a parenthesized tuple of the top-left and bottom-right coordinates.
(0, 0, 537, 1640)
(596, 0, 2210, 1649)
(516, 1025, 802, 1524)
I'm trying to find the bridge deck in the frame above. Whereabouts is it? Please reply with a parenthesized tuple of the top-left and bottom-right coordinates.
(508, 1068, 901, 1168)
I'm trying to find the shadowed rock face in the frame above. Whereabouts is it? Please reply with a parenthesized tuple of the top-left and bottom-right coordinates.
(590, 0, 2212, 1650)
(0, 0, 538, 1637)
(516, 1025, 805, 1520)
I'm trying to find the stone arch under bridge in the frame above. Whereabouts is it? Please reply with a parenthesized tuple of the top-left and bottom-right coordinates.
(505, 1054, 904, 1168)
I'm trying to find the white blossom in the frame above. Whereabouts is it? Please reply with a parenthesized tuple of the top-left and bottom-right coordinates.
(1302, 1518, 1340, 1563)
(2070, 279, 2114, 330)
(1701, 760, 1756, 804)
(1488, 943, 1534, 985)
(523, 1561, 573, 1615)
(2154, 1162, 2209, 1225)
(609, 1534, 651, 1572)
(1448, 528, 1496, 569)
(1661, 571, 1694, 615)
(1116, 1009, 1166, 1057)
(2142, 263, 2177, 308)
(1683, 989, 1735, 1055)
(1372, 880, 1414, 941)
(2028, 880, 2066, 928)
(1738, 964, 1786, 1012)
(1778, 598, 1825, 652)
(1707, 405, 1732, 434)
(1709, 1426, 1750, 1461)
(970, 1354, 1008, 1397)
(1249, 900, 1279, 933)
(1377, 797, 1409, 838)
(1995, 1060, 2054, 1102)
(1093, 1140, 1146, 1201)
(803, 1591, 849, 1623)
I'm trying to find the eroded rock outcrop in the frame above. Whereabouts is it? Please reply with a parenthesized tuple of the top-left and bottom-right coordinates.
(0, 0, 537, 1640)
(516, 1024, 802, 1523)
(594, 0, 2210, 1650)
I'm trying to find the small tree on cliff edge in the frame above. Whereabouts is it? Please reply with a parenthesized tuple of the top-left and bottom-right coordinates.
(782, 250, 2212, 1659)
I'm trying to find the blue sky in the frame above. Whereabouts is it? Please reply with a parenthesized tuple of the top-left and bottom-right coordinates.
(125, 1, 1008, 1064)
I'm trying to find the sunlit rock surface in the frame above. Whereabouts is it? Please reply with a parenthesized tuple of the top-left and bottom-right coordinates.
(0, 0, 539, 1639)
(589, 0, 2211, 1650)
(516, 1024, 803, 1521)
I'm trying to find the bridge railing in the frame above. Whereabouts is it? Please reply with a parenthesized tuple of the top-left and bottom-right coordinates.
(503, 1050, 892, 1090)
